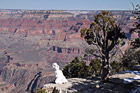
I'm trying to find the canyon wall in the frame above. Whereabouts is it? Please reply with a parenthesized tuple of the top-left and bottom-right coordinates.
(0, 9, 137, 93)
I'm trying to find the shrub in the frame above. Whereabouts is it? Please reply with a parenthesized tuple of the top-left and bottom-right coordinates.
(36, 88, 46, 93)
(121, 49, 140, 70)
(89, 59, 101, 76)
(63, 57, 102, 78)
(63, 57, 89, 78)
(63, 57, 128, 78)
(110, 61, 122, 74)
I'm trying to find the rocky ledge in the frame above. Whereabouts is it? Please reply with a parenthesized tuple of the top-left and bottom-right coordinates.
(43, 71, 140, 93)
(43, 78, 100, 93)
(43, 77, 139, 93)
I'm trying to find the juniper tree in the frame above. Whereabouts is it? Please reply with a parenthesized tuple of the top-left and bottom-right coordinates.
(130, 4, 140, 48)
(81, 10, 125, 81)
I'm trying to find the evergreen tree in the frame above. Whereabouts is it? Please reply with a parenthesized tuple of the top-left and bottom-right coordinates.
(81, 10, 125, 81)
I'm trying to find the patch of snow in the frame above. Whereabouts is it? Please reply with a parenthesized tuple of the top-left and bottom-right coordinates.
(120, 71, 140, 84)
(124, 78, 136, 84)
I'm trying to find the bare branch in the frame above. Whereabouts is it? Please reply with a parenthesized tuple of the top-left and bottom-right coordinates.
(110, 45, 119, 60)
(91, 41, 105, 57)
(91, 53, 102, 59)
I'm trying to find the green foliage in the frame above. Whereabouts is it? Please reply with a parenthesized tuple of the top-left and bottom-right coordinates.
(89, 59, 101, 76)
(63, 57, 89, 78)
(36, 88, 46, 93)
(63, 56, 130, 78)
(63, 57, 126, 78)
(81, 11, 125, 45)
(121, 49, 140, 70)
(110, 61, 122, 74)
(63, 57, 102, 78)
(80, 10, 125, 81)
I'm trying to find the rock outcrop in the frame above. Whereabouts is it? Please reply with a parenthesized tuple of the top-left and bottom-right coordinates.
(0, 9, 138, 93)
(43, 77, 137, 93)
(43, 78, 99, 93)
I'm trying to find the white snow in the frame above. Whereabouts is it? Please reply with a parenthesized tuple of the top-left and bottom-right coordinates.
(120, 71, 140, 84)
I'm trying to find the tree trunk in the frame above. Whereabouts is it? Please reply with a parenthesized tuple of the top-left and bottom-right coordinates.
(101, 54, 110, 82)
(101, 64, 109, 82)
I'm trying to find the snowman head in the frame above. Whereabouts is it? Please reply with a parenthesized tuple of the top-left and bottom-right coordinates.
(52, 63, 60, 71)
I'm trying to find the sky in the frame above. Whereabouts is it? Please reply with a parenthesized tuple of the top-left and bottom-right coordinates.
(0, 0, 139, 10)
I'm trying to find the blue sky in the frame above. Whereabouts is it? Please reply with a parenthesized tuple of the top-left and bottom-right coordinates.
(0, 0, 139, 10)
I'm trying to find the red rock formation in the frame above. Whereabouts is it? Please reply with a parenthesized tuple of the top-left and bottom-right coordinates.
(131, 32, 139, 39)
(0, 9, 137, 93)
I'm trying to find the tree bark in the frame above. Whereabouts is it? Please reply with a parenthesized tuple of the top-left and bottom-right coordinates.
(101, 54, 110, 82)
(101, 63, 109, 82)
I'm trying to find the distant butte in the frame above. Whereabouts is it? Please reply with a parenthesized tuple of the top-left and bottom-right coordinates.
(0, 9, 138, 93)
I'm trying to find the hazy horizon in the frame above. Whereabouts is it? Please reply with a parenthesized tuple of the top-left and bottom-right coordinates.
(0, 0, 139, 10)
(0, 9, 134, 11)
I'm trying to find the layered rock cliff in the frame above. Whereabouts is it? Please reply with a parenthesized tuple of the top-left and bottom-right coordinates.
(0, 9, 138, 93)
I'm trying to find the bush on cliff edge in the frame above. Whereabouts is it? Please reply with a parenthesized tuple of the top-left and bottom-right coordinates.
(63, 57, 89, 78)
(63, 57, 126, 78)
(63, 57, 102, 78)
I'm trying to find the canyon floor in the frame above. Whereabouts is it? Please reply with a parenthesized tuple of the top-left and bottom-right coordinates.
(0, 9, 139, 93)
